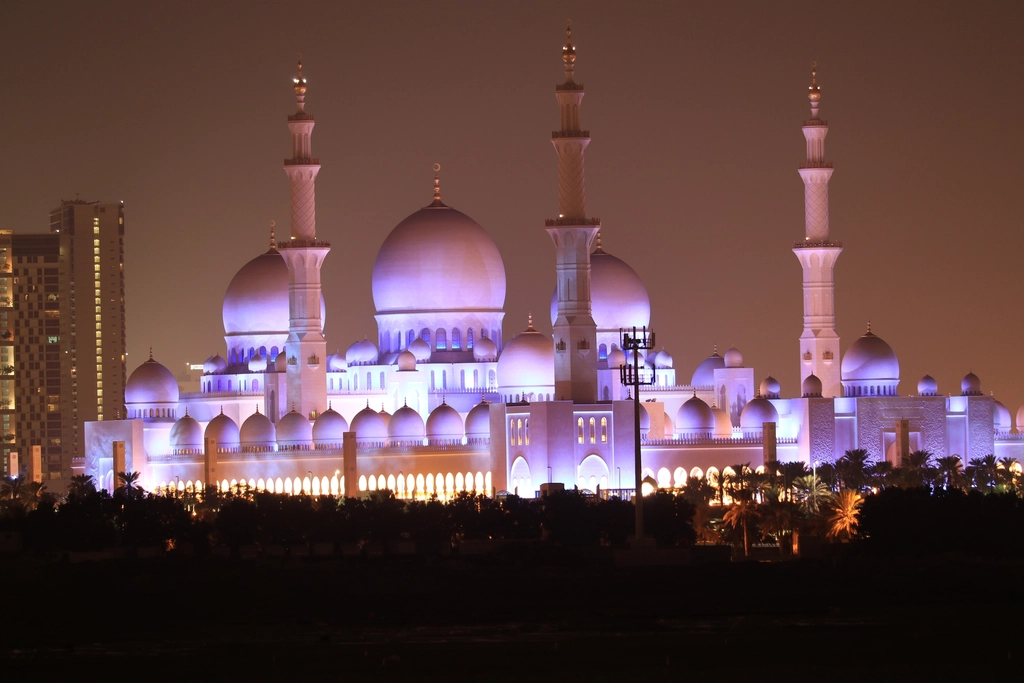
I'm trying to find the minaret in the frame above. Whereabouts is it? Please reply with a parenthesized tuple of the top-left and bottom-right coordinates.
(278, 57, 330, 419)
(545, 22, 600, 403)
(793, 63, 842, 398)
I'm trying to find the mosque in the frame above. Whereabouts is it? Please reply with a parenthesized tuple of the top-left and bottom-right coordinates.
(82, 28, 1024, 498)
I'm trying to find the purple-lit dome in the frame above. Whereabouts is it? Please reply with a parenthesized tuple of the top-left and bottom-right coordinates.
(407, 337, 431, 361)
(125, 357, 179, 405)
(222, 247, 326, 337)
(760, 376, 781, 399)
(203, 354, 228, 374)
(740, 396, 779, 431)
(346, 339, 378, 365)
(274, 353, 287, 372)
(712, 403, 732, 437)
(388, 404, 425, 442)
(204, 412, 239, 449)
(691, 350, 724, 387)
(961, 372, 982, 396)
(497, 321, 554, 389)
(654, 349, 674, 369)
(312, 407, 349, 446)
(724, 347, 744, 368)
(327, 353, 347, 371)
(918, 375, 938, 396)
(396, 349, 417, 371)
(1017, 405, 1024, 434)
(841, 329, 899, 383)
(607, 347, 626, 368)
(802, 374, 823, 397)
(426, 401, 464, 440)
(549, 247, 650, 332)
(276, 408, 313, 447)
(240, 409, 275, 449)
(351, 405, 388, 440)
(372, 205, 506, 315)
(994, 400, 1011, 432)
(169, 412, 203, 451)
(676, 395, 714, 435)
(473, 336, 497, 361)
(247, 352, 267, 373)
(465, 401, 491, 437)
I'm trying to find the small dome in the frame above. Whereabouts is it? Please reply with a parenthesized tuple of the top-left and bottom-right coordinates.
(691, 350, 725, 387)
(222, 249, 329, 338)
(760, 376, 781, 399)
(918, 375, 938, 396)
(276, 408, 313, 447)
(497, 320, 554, 390)
(654, 349, 674, 369)
(378, 406, 392, 426)
(426, 401, 464, 440)
(994, 400, 1011, 431)
(1017, 405, 1024, 433)
(240, 409, 276, 449)
(841, 328, 899, 382)
(388, 404, 425, 442)
(607, 347, 626, 368)
(711, 403, 732, 438)
(408, 337, 432, 362)
(312, 407, 349, 446)
(346, 339, 378, 365)
(203, 354, 228, 374)
(351, 404, 388, 440)
(169, 412, 203, 451)
(204, 412, 239, 449)
(125, 357, 179, 405)
(274, 353, 287, 372)
(247, 352, 267, 373)
(327, 353, 347, 371)
(676, 395, 714, 435)
(472, 336, 497, 361)
(466, 401, 491, 437)
(396, 350, 417, 371)
(740, 396, 779, 431)
(961, 372, 982, 396)
(802, 374, 823, 397)
(724, 347, 743, 368)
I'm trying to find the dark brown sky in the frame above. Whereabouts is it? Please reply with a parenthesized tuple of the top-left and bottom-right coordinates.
(3, 1, 1023, 415)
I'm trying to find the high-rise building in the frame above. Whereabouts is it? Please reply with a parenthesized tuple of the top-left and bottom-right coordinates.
(0, 200, 125, 483)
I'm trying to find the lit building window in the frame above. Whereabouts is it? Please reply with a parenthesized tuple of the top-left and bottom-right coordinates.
(577, 417, 584, 443)
(589, 417, 596, 443)
(601, 417, 608, 442)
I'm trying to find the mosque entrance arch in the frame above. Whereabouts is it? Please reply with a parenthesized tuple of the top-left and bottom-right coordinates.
(510, 456, 532, 497)
(577, 454, 609, 492)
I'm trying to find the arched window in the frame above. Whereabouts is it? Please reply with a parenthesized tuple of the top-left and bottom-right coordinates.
(455, 472, 465, 491)
(460, 369, 465, 389)
(354, 374, 359, 390)
(227, 380, 232, 391)
(253, 379, 259, 392)
(473, 369, 479, 388)
(451, 328, 461, 350)
(517, 418, 523, 445)
(442, 370, 447, 390)
(366, 371, 372, 389)
(430, 371, 436, 391)
(380, 372, 385, 389)
(420, 328, 431, 345)
(270, 346, 279, 360)
(601, 417, 608, 442)
(589, 417, 596, 443)
(598, 343, 607, 360)
(510, 419, 515, 445)
(525, 418, 530, 445)
(577, 417, 584, 444)
(407, 329, 415, 347)
(435, 328, 447, 350)
(488, 370, 496, 388)
(466, 328, 474, 349)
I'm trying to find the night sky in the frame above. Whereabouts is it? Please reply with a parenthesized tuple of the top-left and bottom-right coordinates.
(3, 1, 1023, 417)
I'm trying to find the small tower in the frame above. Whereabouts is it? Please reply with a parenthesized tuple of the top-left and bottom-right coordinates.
(793, 64, 842, 399)
(545, 22, 600, 403)
(278, 57, 330, 419)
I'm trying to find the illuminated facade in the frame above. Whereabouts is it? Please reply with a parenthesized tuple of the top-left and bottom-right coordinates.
(81, 32, 1024, 497)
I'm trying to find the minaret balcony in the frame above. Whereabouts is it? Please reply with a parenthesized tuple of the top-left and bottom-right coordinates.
(277, 239, 331, 250)
(799, 161, 833, 169)
(802, 119, 828, 127)
(288, 113, 315, 122)
(544, 216, 601, 227)
(555, 82, 585, 92)
(793, 239, 842, 249)
(284, 157, 321, 166)
(551, 130, 590, 139)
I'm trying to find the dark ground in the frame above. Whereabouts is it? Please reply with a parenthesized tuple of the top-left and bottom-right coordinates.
(2, 547, 1020, 680)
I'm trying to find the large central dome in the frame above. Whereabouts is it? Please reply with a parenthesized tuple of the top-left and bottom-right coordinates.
(549, 245, 650, 332)
(372, 204, 506, 314)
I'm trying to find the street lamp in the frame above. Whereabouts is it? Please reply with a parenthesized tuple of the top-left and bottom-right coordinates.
(620, 326, 656, 542)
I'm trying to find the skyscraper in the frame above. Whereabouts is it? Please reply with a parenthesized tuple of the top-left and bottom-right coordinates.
(0, 200, 126, 483)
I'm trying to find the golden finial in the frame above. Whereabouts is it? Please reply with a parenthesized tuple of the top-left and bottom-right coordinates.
(808, 61, 821, 103)
(149, 346, 153, 360)
(269, 220, 276, 249)
(866, 320, 872, 334)
(562, 20, 576, 80)
(527, 313, 535, 330)
(293, 54, 307, 112)
(594, 231, 604, 253)
(432, 163, 441, 202)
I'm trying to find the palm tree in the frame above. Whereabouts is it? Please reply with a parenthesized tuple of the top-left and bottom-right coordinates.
(0, 475, 24, 501)
(116, 471, 142, 498)
(724, 463, 752, 503)
(722, 493, 759, 557)
(868, 460, 894, 489)
(20, 481, 47, 511)
(780, 461, 809, 502)
(935, 456, 964, 491)
(759, 489, 797, 555)
(997, 457, 1020, 491)
(968, 454, 998, 492)
(826, 489, 863, 541)
(836, 449, 873, 492)
(793, 474, 831, 515)
(904, 450, 936, 488)
(68, 474, 96, 497)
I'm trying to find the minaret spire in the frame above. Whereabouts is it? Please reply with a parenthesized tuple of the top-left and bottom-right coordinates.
(794, 62, 842, 398)
(545, 23, 599, 403)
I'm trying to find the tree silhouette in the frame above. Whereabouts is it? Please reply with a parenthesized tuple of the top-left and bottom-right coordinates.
(826, 489, 863, 541)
